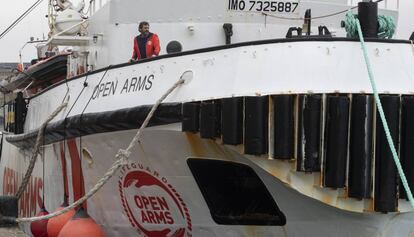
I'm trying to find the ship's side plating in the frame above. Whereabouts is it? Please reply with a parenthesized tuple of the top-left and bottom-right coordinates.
(1, 37, 414, 236)
(0, 0, 412, 235)
(2, 121, 414, 236)
(83, 0, 399, 69)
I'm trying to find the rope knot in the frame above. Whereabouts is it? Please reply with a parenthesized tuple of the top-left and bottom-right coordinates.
(16, 77, 184, 223)
(343, 11, 395, 39)
(116, 149, 131, 160)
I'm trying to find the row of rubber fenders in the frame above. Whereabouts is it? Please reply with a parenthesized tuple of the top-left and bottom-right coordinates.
(181, 94, 414, 213)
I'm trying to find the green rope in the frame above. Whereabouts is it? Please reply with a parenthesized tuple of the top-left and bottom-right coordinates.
(356, 19, 414, 210)
(378, 15, 396, 39)
(344, 12, 359, 38)
(344, 11, 395, 39)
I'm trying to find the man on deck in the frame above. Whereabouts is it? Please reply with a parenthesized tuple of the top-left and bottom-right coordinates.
(130, 21, 160, 61)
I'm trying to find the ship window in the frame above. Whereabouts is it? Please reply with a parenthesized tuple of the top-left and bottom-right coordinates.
(187, 158, 286, 226)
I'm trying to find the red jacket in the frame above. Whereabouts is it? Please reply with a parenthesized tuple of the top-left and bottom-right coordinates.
(132, 33, 160, 60)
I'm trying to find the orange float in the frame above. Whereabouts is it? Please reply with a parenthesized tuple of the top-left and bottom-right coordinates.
(17, 63, 23, 72)
(47, 199, 76, 237)
(31, 206, 49, 237)
(58, 207, 106, 237)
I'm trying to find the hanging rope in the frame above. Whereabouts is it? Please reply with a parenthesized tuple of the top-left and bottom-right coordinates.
(343, 12, 359, 38)
(377, 15, 396, 39)
(355, 19, 414, 209)
(15, 98, 69, 200)
(16, 72, 188, 223)
(260, 0, 385, 21)
(261, 6, 357, 21)
(343, 11, 395, 39)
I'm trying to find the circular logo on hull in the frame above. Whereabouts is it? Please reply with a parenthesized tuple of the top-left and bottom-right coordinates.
(119, 163, 192, 237)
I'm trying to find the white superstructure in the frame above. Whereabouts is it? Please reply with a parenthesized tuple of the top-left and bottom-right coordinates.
(48, 0, 400, 68)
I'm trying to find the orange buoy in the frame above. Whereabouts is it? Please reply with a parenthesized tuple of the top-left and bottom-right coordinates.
(47, 199, 76, 237)
(58, 207, 106, 237)
(31, 206, 49, 237)
(17, 63, 23, 72)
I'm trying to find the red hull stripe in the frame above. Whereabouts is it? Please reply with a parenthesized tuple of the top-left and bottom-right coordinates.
(59, 142, 69, 197)
(67, 139, 86, 209)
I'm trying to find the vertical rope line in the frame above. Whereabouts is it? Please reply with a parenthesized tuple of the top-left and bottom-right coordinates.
(81, 65, 111, 115)
(77, 67, 111, 163)
(64, 73, 89, 117)
(15, 101, 68, 200)
(356, 19, 414, 209)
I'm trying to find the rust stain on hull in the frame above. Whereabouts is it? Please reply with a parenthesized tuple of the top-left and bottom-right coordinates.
(185, 133, 239, 161)
(184, 132, 396, 213)
(185, 132, 206, 157)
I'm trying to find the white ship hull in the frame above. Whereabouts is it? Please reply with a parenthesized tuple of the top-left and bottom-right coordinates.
(2, 124, 414, 236)
(2, 38, 414, 236)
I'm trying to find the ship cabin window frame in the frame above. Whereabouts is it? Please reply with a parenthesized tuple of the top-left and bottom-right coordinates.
(187, 158, 286, 226)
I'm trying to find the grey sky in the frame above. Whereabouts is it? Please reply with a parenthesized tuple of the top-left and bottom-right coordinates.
(0, 0, 413, 62)
(0, 0, 49, 62)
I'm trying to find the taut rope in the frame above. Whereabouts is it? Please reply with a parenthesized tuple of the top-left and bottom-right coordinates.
(16, 72, 188, 223)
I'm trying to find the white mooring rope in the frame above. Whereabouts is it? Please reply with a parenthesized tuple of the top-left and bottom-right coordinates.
(15, 99, 69, 200)
(16, 73, 187, 223)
